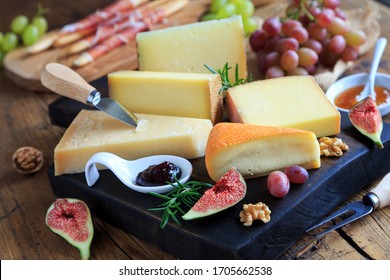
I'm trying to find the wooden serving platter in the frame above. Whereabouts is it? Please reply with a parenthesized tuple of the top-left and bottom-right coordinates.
(48, 87, 390, 259)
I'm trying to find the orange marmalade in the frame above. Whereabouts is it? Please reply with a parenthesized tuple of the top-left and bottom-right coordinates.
(335, 85, 390, 110)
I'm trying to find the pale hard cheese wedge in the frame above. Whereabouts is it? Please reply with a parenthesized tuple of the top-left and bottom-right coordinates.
(205, 122, 321, 181)
(54, 110, 212, 175)
(226, 76, 340, 138)
(108, 70, 223, 124)
(136, 16, 247, 83)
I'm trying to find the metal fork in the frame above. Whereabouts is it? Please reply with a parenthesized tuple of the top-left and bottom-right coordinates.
(306, 172, 390, 238)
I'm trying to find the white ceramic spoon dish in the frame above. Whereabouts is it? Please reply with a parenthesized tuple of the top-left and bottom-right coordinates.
(85, 152, 193, 194)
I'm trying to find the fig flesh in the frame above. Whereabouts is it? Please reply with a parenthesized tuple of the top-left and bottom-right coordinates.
(45, 198, 94, 260)
(349, 96, 383, 148)
(182, 167, 246, 220)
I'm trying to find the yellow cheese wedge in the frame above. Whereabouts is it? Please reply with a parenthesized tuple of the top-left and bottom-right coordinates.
(226, 76, 340, 138)
(205, 122, 321, 181)
(108, 70, 223, 124)
(136, 16, 247, 83)
(54, 110, 213, 175)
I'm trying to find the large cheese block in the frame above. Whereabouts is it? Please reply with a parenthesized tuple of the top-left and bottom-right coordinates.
(226, 76, 340, 138)
(136, 16, 247, 84)
(54, 110, 213, 175)
(205, 122, 321, 181)
(108, 70, 223, 124)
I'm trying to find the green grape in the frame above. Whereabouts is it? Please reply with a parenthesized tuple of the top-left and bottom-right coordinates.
(11, 15, 29, 34)
(210, 0, 228, 14)
(228, 0, 242, 5)
(217, 3, 236, 19)
(32, 16, 48, 37)
(1, 32, 18, 53)
(0, 32, 4, 45)
(201, 13, 218, 22)
(236, 0, 255, 18)
(22, 24, 40, 46)
(242, 17, 257, 35)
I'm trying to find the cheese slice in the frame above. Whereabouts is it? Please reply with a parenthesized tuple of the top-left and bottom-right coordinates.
(108, 70, 223, 124)
(136, 16, 247, 83)
(226, 76, 341, 138)
(54, 110, 213, 175)
(205, 122, 321, 181)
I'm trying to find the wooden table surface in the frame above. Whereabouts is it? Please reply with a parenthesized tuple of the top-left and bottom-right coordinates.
(0, 0, 389, 260)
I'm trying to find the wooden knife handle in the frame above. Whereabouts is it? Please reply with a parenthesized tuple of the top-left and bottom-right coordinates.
(41, 63, 96, 104)
(370, 172, 390, 209)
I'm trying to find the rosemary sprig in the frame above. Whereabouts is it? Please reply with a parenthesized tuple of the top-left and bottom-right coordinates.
(204, 63, 253, 95)
(148, 179, 212, 229)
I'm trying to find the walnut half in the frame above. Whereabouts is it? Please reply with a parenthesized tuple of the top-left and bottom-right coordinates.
(12, 146, 44, 174)
(319, 137, 349, 157)
(239, 202, 271, 226)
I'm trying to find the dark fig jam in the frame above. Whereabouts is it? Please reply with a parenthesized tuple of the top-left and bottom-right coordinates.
(136, 161, 182, 186)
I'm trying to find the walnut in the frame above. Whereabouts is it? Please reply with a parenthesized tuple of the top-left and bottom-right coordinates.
(318, 137, 349, 157)
(12, 146, 44, 174)
(239, 202, 271, 226)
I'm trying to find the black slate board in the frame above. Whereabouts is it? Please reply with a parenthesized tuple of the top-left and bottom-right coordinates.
(48, 85, 390, 259)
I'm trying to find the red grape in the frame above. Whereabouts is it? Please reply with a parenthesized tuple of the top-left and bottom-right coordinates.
(276, 37, 299, 53)
(323, 0, 340, 9)
(249, 29, 268, 52)
(281, 19, 302, 36)
(297, 47, 318, 67)
(264, 51, 281, 68)
(263, 34, 282, 52)
(317, 8, 335, 27)
(328, 34, 346, 54)
(267, 171, 290, 198)
(345, 30, 366, 47)
(280, 50, 299, 71)
(290, 26, 309, 43)
(301, 38, 323, 54)
(307, 23, 327, 41)
(327, 17, 348, 35)
(265, 66, 285, 78)
(341, 45, 359, 61)
(284, 166, 309, 184)
(263, 17, 281, 36)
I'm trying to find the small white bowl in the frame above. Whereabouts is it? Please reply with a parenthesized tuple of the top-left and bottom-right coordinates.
(326, 72, 390, 116)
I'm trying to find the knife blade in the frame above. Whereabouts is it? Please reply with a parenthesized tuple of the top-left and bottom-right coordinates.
(41, 63, 138, 127)
(306, 171, 390, 238)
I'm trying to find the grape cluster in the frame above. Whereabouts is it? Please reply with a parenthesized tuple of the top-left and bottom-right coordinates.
(250, 0, 367, 78)
(201, 0, 257, 35)
(0, 5, 48, 66)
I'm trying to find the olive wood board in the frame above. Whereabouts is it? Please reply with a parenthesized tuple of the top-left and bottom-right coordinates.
(48, 91, 390, 259)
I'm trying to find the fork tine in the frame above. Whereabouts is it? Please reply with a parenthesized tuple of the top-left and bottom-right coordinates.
(314, 210, 368, 238)
(306, 202, 359, 233)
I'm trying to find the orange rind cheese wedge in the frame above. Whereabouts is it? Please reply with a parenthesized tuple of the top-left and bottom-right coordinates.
(205, 122, 321, 181)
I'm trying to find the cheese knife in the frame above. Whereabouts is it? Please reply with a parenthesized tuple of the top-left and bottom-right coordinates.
(306, 171, 390, 238)
(41, 63, 138, 127)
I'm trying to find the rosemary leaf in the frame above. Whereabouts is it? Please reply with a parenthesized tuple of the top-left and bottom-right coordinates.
(204, 63, 252, 95)
(147, 178, 211, 229)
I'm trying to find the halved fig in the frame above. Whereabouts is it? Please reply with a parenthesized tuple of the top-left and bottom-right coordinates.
(45, 198, 94, 260)
(349, 96, 383, 149)
(182, 167, 246, 220)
